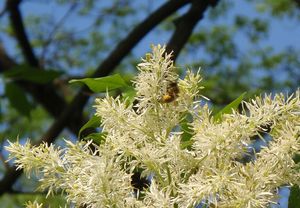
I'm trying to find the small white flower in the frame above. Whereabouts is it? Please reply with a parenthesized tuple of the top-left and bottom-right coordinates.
(6, 45, 300, 208)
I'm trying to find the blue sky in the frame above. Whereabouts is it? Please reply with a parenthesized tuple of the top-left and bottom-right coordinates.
(1, 0, 298, 61)
(0, 1, 299, 207)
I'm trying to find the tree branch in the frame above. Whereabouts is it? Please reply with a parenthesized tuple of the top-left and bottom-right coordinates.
(57, 0, 195, 130)
(166, 0, 220, 61)
(93, 0, 192, 77)
(1, 0, 88, 134)
(36, 0, 196, 140)
(6, 0, 39, 67)
(294, 0, 300, 8)
(0, 46, 86, 134)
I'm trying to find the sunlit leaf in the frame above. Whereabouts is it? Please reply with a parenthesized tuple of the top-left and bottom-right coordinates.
(214, 92, 246, 122)
(122, 86, 136, 104)
(180, 113, 194, 149)
(78, 115, 101, 137)
(69, 74, 128, 92)
(83, 132, 107, 145)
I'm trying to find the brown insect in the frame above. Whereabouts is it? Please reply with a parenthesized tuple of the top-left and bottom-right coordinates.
(161, 82, 179, 103)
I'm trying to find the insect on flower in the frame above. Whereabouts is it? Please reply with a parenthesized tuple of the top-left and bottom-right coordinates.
(161, 82, 180, 103)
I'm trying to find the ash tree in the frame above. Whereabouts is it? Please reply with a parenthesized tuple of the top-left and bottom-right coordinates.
(6, 45, 300, 208)
(0, 0, 300, 207)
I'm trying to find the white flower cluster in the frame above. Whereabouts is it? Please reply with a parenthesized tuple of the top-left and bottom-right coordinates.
(6, 45, 300, 208)
(25, 201, 43, 208)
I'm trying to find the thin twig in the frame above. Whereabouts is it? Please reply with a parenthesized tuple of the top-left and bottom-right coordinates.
(40, 3, 78, 62)
(6, 0, 39, 67)
(166, 0, 220, 61)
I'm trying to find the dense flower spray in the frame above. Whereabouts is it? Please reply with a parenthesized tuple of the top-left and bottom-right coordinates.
(6, 45, 300, 208)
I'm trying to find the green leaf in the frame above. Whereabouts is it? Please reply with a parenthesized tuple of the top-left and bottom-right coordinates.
(293, 154, 300, 164)
(214, 92, 246, 122)
(69, 74, 128, 93)
(180, 113, 194, 149)
(180, 114, 193, 141)
(180, 140, 194, 150)
(5, 82, 34, 118)
(289, 186, 300, 208)
(78, 115, 101, 137)
(83, 132, 107, 145)
(0, 193, 67, 208)
(4, 64, 62, 84)
(122, 86, 136, 104)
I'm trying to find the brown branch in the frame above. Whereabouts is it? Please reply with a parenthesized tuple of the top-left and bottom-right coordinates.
(166, 0, 220, 61)
(0, 44, 88, 193)
(39, 0, 196, 137)
(294, 0, 300, 8)
(2, 0, 85, 132)
(0, 94, 86, 194)
(0, 0, 192, 195)
(93, 0, 192, 77)
(58, 0, 196, 125)
(0, 46, 86, 134)
(0, 84, 89, 194)
(6, 0, 39, 67)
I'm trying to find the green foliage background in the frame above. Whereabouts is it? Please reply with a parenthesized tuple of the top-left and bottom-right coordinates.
(0, 0, 299, 207)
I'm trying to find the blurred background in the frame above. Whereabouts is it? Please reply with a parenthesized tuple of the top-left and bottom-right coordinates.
(0, 0, 299, 207)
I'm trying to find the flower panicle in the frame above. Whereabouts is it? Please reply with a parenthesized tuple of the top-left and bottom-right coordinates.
(133, 44, 178, 109)
(5, 45, 300, 208)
